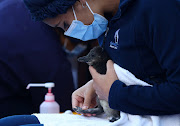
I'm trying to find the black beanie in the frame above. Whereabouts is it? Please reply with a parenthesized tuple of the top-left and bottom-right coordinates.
(23, 0, 77, 21)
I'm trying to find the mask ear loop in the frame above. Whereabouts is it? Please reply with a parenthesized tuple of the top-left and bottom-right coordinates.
(85, 2, 94, 15)
(72, 6, 77, 20)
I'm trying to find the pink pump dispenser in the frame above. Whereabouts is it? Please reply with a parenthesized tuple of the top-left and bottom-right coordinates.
(26, 82, 60, 113)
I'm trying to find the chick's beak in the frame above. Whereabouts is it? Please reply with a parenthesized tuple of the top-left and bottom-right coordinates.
(78, 56, 93, 66)
(78, 56, 88, 63)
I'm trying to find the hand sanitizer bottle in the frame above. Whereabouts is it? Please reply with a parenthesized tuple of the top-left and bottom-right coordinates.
(26, 82, 60, 113)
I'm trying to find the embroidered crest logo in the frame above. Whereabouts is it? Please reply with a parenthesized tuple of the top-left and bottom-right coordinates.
(110, 29, 120, 49)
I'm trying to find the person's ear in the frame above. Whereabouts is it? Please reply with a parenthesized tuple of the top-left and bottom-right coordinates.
(79, 0, 86, 7)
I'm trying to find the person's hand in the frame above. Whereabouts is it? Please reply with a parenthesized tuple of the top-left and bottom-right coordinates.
(89, 60, 118, 101)
(72, 79, 97, 116)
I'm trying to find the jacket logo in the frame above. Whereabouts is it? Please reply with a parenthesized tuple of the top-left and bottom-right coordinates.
(110, 29, 120, 49)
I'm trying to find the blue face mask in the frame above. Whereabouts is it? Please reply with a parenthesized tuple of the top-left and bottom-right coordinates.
(64, 2, 108, 41)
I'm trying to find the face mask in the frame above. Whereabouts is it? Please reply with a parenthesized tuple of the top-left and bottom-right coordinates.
(64, 2, 108, 41)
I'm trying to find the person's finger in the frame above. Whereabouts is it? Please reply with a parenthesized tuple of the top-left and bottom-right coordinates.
(72, 94, 82, 108)
(79, 102, 83, 108)
(89, 66, 100, 79)
(82, 93, 93, 110)
(72, 95, 78, 108)
(83, 113, 92, 117)
(106, 60, 118, 80)
(106, 60, 115, 74)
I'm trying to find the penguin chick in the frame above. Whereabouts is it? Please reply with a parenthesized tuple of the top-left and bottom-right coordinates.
(78, 46, 110, 74)
(75, 46, 120, 122)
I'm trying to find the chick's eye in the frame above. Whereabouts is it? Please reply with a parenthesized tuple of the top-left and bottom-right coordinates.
(91, 54, 95, 57)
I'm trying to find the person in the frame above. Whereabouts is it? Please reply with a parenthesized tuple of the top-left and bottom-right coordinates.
(0, 0, 75, 118)
(23, 0, 180, 116)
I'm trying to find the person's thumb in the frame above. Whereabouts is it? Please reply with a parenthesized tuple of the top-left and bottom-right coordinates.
(89, 66, 99, 79)
(82, 95, 92, 110)
(106, 60, 115, 74)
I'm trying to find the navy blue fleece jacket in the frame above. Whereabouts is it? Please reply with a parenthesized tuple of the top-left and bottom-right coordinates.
(0, 0, 74, 118)
(104, 0, 180, 115)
